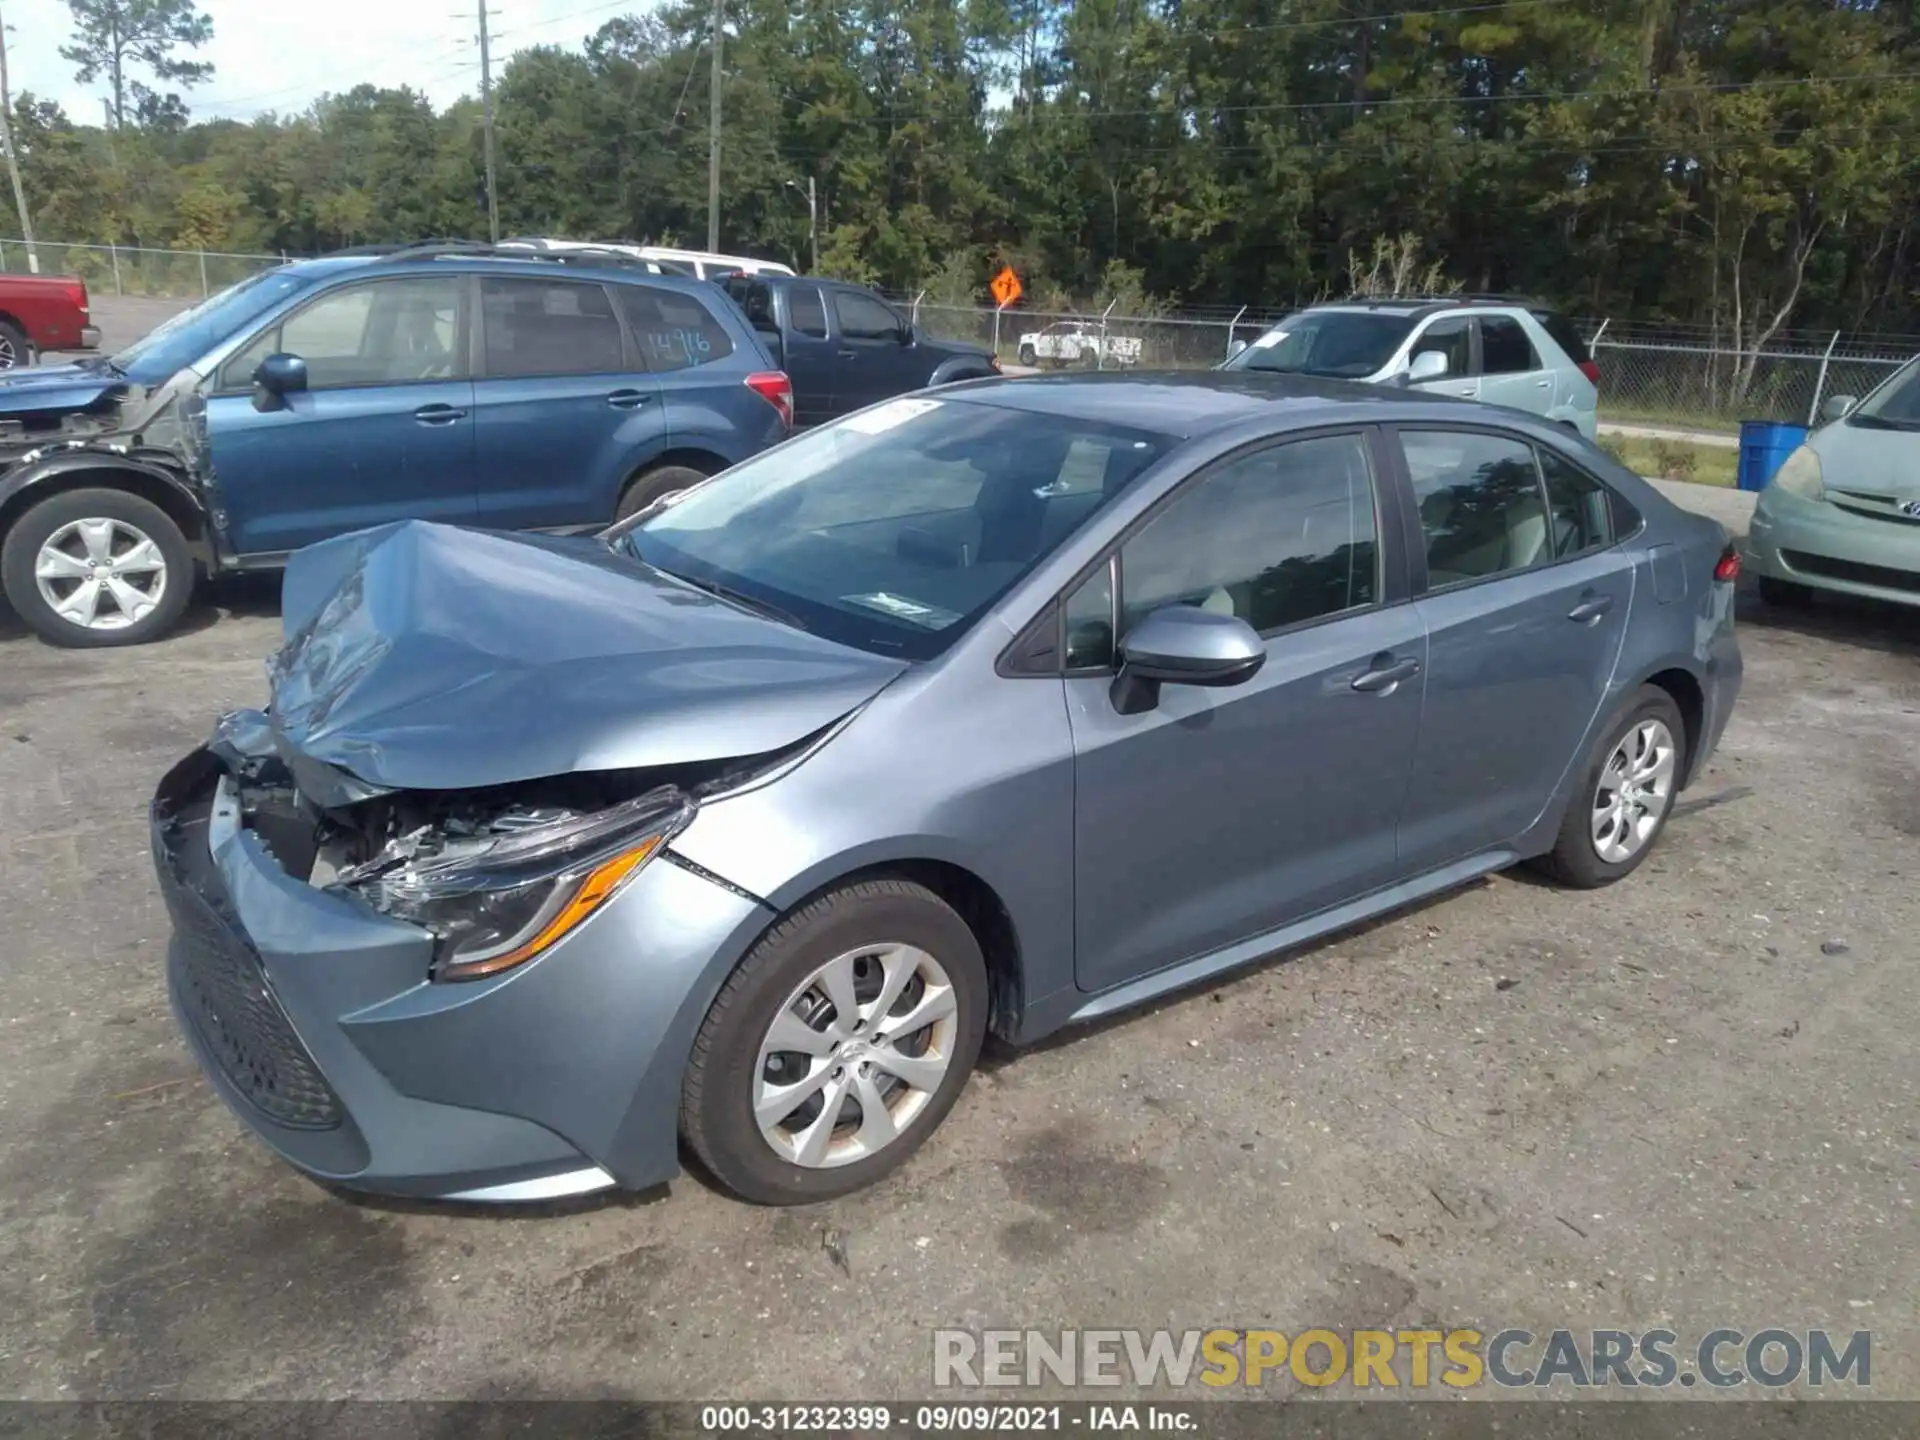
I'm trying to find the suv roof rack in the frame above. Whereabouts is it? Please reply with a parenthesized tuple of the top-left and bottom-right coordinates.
(364, 240, 679, 273)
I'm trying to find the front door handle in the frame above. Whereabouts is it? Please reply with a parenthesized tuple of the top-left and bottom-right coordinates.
(837, 348, 860, 359)
(1568, 590, 1615, 624)
(1534, 377, 1552, 388)
(1451, 385, 1480, 398)
(1351, 654, 1421, 694)
(413, 403, 467, 425)
(606, 389, 651, 409)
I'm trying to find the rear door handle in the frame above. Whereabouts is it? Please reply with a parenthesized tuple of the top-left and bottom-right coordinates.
(1351, 655, 1421, 694)
(606, 389, 651, 409)
(1568, 590, 1615, 624)
(413, 403, 467, 425)
(1534, 377, 1553, 388)
(1450, 385, 1479, 398)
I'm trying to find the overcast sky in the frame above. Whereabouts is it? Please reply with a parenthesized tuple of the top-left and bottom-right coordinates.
(4, 0, 647, 123)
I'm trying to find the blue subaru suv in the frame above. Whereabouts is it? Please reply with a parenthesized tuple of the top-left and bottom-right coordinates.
(0, 243, 792, 647)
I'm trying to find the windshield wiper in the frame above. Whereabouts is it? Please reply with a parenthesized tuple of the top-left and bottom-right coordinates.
(663, 570, 812, 633)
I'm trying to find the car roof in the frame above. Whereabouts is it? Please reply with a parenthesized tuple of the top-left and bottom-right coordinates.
(1294, 294, 1557, 322)
(944, 370, 1481, 439)
(280, 251, 716, 294)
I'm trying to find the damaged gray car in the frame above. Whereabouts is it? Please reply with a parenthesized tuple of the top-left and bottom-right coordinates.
(152, 376, 1742, 1205)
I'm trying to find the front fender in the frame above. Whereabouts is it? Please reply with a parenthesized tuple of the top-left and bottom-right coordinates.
(0, 447, 212, 555)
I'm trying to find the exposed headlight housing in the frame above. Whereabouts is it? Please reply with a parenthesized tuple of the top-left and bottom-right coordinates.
(337, 791, 694, 981)
(1769, 445, 1825, 502)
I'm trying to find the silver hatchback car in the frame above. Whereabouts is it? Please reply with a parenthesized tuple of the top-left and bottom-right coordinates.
(1225, 297, 1601, 438)
(152, 374, 1739, 1207)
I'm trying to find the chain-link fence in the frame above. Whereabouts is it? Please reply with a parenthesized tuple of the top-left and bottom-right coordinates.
(1586, 323, 1916, 434)
(0, 238, 288, 298)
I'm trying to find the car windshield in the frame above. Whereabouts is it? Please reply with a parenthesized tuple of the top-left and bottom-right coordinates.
(1849, 355, 1920, 430)
(110, 268, 313, 384)
(1225, 310, 1417, 379)
(620, 396, 1170, 659)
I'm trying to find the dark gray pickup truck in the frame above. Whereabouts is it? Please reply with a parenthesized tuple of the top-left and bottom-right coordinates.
(718, 275, 998, 427)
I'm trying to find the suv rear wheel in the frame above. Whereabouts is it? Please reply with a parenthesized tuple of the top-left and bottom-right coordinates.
(1, 487, 195, 647)
(616, 463, 709, 521)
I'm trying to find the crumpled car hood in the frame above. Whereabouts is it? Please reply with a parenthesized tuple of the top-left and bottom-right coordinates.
(267, 520, 907, 798)
(0, 360, 122, 417)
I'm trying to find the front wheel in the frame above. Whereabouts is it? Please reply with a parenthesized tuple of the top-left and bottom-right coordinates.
(1, 487, 195, 647)
(1017, 344, 1036, 367)
(1532, 685, 1687, 888)
(680, 878, 988, 1205)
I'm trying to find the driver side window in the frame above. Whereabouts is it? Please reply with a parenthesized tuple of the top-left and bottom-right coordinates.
(1409, 316, 1472, 381)
(220, 277, 467, 391)
(1062, 433, 1381, 670)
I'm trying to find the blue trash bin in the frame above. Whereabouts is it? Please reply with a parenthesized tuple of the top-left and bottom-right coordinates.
(1737, 421, 1809, 493)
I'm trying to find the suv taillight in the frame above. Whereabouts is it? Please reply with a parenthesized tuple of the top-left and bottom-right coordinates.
(1578, 359, 1600, 386)
(745, 371, 794, 429)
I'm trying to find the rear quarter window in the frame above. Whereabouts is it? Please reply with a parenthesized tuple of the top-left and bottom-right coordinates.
(1534, 311, 1592, 367)
(618, 285, 737, 372)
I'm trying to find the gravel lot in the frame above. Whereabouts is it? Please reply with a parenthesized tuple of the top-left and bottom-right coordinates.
(1, 323, 1917, 1402)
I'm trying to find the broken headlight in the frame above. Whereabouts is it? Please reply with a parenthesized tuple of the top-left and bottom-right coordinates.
(338, 791, 695, 981)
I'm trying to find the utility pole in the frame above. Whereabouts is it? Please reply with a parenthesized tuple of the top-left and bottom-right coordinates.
(706, 0, 722, 252)
(478, 0, 500, 243)
(0, 3, 38, 273)
(786, 175, 816, 272)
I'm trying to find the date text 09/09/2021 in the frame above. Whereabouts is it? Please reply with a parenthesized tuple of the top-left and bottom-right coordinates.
(700, 1405, 1187, 1433)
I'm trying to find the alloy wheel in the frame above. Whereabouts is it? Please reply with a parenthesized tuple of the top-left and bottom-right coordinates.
(752, 943, 959, 1169)
(34, 517, 171, 631)
(1590, 718, 1677, 864)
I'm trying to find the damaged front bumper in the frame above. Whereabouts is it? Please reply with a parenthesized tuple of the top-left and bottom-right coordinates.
(150, 732, 773, 1202)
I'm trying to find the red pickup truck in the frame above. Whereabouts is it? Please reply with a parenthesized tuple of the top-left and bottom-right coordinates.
(0, 272, 100, 369)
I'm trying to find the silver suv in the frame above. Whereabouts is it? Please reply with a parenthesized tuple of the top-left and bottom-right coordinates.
(1223, 296, 1600, 439)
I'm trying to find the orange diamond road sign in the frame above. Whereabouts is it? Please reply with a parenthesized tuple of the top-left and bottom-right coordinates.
(990, 265, 1023, 308)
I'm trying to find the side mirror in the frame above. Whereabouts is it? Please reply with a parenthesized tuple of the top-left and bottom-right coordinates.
(898, 323, 915, 346)
(1227, 339, 1249, 358)
(251, 352, 308, 412)
(1821, 394, 1857, 422)
(1110, 605, 1266, 715)
(1407, 350, 1450, 384)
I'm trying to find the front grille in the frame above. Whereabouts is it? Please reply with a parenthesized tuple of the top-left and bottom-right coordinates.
(1782, 549, 1920, 595)
(154, 787, 344, 1131)
(1829, 491, 1920, 526)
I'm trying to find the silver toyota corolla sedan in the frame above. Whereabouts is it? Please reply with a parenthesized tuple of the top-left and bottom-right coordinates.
(151, 374, 1743, 1206)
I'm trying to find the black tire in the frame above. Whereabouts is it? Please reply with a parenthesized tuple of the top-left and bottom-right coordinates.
(0, 319, 29, 371)
(680, 878, 989, 1205)
(1017, 344, 1036, 367)
(1, 487, 196, 648)
(1758, 575, 1813, 608)
(1532, 684, 1688, 889)
(616, 464, 708, 521)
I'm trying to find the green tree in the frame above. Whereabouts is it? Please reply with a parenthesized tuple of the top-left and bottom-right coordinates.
(60, 0, 215, 131)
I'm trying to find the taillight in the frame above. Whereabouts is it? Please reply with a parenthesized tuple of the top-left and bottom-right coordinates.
(65, 279, 90, 316)
(1578, 359, 1600, 386)
(1714, 546, 1741, 583)
(745, 371, 793, 429)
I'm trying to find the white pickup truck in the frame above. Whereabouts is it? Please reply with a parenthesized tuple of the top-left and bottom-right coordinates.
(1015, 320, 1144, 369)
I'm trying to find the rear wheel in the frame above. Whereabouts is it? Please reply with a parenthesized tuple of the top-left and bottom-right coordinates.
(616, 464, 709, 521)
(1533, 685, 1687, 889)
(1757, 575, 1813, 608)
(0, 319, 30, 370)
(680, 878, 988, 1205)
(1, 487, 195, 648)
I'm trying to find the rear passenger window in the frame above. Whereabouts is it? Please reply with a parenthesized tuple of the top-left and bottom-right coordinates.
(1539, 449, 1613, 556)
(617, 286, 736, 372)
(1534, 310, 1592, 367)
(789, 286, 828, 339)
(1479, 316, 1539, 374)
(481, 278, 625, 377)
(1400, 430, 1549, 586)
